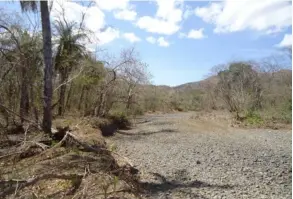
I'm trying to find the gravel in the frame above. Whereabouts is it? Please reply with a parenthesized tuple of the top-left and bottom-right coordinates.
(107, 113, 292, 199)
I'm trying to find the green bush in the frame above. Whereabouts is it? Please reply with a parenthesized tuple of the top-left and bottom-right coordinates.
(108, 112, 131, 130)
(245, 111, 263, 125)
(129, 106, 144, 116)
(279, 100, 292, 124)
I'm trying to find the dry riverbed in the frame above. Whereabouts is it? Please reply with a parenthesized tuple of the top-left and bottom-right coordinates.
(107, 112, 292, 199)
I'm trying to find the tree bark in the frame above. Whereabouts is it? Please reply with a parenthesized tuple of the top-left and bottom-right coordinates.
(96, 92, 106, 117)
(65, 82, 73, 110)
(58, 72, 67, 116)
(78, 86, 85, 110)
(20, 66, 30, 123)
(30, 79, 39, 124)
(40, 1, 53, 135)
(126, 87, 133, 110)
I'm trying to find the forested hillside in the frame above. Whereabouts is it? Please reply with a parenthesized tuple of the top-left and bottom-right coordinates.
(142, 65, 291, 127)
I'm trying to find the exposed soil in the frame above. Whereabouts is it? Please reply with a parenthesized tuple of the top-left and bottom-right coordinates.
(107, 112, 292, 199)
(0, 118, 140, 199)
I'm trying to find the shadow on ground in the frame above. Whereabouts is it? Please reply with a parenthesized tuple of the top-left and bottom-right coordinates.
(117, 128, 178, 136)
(139, 171, 235, 199)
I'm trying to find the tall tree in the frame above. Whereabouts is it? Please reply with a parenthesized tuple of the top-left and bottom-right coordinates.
(20, 1, 53, 134)
(54, 20, 87, 116)
(217, 62, 262, 118)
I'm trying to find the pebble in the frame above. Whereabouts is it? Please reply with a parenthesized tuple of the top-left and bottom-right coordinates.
(108, 113, 292, 199)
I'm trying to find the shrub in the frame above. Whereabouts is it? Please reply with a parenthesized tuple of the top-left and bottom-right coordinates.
(278, 100, 292, 124)
(245, 111, 263, 125)
(108, 112, 131, 130)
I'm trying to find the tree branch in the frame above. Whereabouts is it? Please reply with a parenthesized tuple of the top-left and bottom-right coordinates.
(53, 67, 84, 92)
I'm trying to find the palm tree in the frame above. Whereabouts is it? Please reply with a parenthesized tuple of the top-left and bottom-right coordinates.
(20, 1, 53, 134)
(54, 20, 87, 116)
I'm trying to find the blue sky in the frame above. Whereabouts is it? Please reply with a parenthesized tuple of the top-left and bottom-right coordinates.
(1, 0, 292, 86)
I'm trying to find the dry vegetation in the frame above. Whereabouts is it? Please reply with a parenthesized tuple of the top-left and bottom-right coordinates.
(0, 2, 291, 198)
(0, 118, 143, 198)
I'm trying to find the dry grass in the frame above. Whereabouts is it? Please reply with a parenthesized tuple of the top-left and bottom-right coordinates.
(0, 117, 142, 199)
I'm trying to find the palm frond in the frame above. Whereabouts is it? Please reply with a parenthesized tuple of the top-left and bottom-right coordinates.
(20, 1, 38, 12)
(54, 20, 88, 72)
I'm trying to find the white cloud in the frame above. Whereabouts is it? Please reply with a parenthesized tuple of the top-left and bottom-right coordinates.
(277, 34, 292, 48)
(157, 37, 170, 47)
(96, 0, 137, 22)
(187, 28, 206, 39)
(179, 28, 206, 39)
(83, 7, 105, 32)
(52, 1, 105, 32)
(96, 0, 129, 11)
(51, 0, 120, 47)
(123, 32, 141, 43)
(156, 0, 183, 23)
(98, 27, 120, 45)
(136, 0, 183, 35)
(136, 16, 180, 35)
(195, 0, 292, 34)
(146, 36, 170, 47)
(146, 36, 156, 44)
(114, 9, 137, 21)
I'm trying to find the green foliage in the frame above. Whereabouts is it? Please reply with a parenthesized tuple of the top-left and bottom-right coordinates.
(113, 176, 119, 193)
(54, 20, 87, 78)
(245, 111, 263, 125)
(278, 99, 292, 124)
(51, 140, 59, 146)
(130, 105, 144, 116)
(217, 62, 262, 114)
(77, 58, 105, 87)
(108, 111, 131, 130)
(72, 147, 81, 155)
(109, 144, 118, 152)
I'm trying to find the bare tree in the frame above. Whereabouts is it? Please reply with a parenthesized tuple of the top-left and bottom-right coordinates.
(91, 47, 139, 117)
(120, 52, 151, 111)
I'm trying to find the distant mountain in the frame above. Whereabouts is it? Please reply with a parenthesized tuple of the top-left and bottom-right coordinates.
(149, 69, 291, 93)
(174, 75, 219, 91)
(173, 69, 291, 91)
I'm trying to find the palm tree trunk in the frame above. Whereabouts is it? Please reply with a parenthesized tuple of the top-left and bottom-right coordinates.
(40, 1, 53, 135)
(58, 85, 66, 116)
(65, 82, 73, 110)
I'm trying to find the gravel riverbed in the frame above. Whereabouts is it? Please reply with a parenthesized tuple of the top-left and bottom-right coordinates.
(107, 113, 292, 199)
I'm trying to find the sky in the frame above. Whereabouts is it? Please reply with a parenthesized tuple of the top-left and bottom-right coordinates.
(1, 0, 292, 86)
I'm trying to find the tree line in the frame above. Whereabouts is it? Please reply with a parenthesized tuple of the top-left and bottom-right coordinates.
(0, 1, 291, 137)
(0, 2, 150, 135)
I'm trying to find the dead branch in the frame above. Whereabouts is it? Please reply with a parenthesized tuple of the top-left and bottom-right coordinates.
(0, 24, 22, 52)
(0, 141, 49, 160)
(0, 103, 41, 129)
(0, 151, 22, 160)
(53, 67, 84, 92)
(22, 124, 30, 143)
